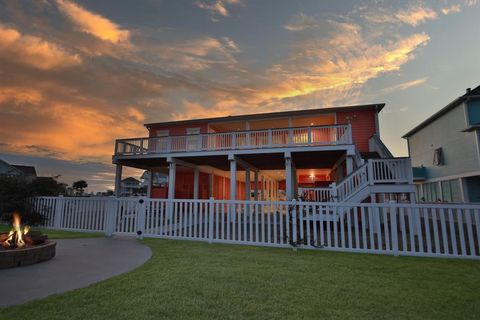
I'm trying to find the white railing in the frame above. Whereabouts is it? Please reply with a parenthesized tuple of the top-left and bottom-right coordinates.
(115, 124, 352, 156)
(298, 187, 332, 202)
(335, 163, 369, 202)
(32, 197, 480, 259)
(368, 158, 412, 184)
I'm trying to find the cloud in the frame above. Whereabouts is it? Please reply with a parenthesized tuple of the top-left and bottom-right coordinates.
(195, 0, 242, 21)
(284, 13, 320, 32)
(442, 4, 461, 15)
(0, 24, 81, 70)
(394, 5, 438, 26)
(56, 0, 130, 44)
(145, 36, 240, 71)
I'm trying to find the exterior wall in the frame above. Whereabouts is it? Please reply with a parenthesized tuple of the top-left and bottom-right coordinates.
(408, 103, 480, 179)
(336, 110, 377, 152)
(148, 122, 210, 137)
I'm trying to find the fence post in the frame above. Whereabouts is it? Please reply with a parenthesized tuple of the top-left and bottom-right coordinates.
(292, 199, 297, 245)
(137, 197, 147, 240)
(105, 197, 117, 237)
(208, 197, 214, 244)
(53, 195, 64, 229)
(390, 204, 399, 256)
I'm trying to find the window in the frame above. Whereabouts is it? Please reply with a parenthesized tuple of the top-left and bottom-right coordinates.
(433, 147, 443, 166)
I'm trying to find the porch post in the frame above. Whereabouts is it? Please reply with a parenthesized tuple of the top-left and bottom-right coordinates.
(346, 156, 354, 175)
(168, 161, 176, 200)
(114, 164, 122, 197)
(147, 171, 152, 198)
(261, 175, 265, 200)
(230, 159, 237, 200)
(209, 172, 214, 198)
(193, 168, 200, 199)
(245, 168, 251, 200)
(254, 171, 259, 200)
(285, 154, 293, 201)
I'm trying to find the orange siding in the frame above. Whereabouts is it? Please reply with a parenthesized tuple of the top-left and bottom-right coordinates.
(336, 110, 377, 152)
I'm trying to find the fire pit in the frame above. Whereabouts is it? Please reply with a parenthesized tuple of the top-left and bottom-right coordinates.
(0, 212, 56, 269)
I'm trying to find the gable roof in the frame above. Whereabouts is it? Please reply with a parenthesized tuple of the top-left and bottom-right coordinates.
(12, 165, 37, 177)
(403, 85, 480, 138)
(145, 103, 385, 129)
(121, 177, 140, 184)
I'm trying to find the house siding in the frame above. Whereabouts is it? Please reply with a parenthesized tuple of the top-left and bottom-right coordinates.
(148, 123, 210, 137)
(408, 103, 480, 179)
(336, 110, 377, 152)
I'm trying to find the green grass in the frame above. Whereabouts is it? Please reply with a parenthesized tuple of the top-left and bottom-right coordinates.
(1, 239, 479, 319)
(0, 224, 103, 239)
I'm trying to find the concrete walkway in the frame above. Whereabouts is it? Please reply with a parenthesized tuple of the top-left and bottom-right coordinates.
(0, 237, 152, 307)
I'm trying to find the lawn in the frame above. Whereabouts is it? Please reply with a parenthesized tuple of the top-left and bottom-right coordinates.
(1, 239, 479, 319)
(0, 224, 103, 239)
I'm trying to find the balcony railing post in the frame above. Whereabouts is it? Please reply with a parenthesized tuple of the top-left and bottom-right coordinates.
(268, 129, 273, 147)
(167, 136, 172, 152)
(368, 160, 374, 185)
(347, 124, 353, 144)
(232, 132, 237, 149)
(307, 127, 312, 145)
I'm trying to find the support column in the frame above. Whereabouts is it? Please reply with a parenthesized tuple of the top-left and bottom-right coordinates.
(209, 173, 214, 198)
(193, 168, 200, 199)
(261, 175, 265, 200)
(168, 161, 176, 200)
(285, 156, 293, 200)
(254, 171, 259, 200)
(245, 168, 251, 200)
(147, 171, 152, 198)
(230, 159, 237, 200)
(115, 164, 122, 197)
(346, 156, 354, 175)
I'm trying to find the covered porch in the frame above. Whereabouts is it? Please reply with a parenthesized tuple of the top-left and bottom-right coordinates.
(113, 148, 357, 202)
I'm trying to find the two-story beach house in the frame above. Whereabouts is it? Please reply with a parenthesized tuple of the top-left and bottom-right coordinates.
(403, 85, 480, 203)
(112, 103, 414, 204)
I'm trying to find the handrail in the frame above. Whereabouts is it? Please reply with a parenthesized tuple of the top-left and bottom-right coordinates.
(115, 124, 352, 155)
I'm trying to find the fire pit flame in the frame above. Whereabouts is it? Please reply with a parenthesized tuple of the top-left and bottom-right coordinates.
(2, 212, 31, 249)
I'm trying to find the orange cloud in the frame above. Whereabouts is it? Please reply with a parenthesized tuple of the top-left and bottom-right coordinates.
(195, 0, 242, 21)
(56, 0, 130, 44)
(0, 25, 81, 70)
(395, 5, 438, 26)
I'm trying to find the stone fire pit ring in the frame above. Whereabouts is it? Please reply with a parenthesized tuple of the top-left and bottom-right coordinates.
(0, 241, 56, 269)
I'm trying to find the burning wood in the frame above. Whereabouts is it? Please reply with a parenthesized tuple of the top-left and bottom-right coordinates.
(1, 212, 47, 249)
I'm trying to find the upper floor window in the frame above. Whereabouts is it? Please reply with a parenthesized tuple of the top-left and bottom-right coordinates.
(433, 147, 443, 166)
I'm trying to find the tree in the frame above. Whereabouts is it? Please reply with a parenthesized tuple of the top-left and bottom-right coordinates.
(72, 180, 88, 195)
(0, 175, 45, 225)
(31, 177, 67, 196)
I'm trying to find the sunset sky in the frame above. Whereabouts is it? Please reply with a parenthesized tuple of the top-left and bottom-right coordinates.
(0, 0, 479, 192)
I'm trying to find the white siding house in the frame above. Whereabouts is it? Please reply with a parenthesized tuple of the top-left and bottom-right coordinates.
(404, 86, 480, 203)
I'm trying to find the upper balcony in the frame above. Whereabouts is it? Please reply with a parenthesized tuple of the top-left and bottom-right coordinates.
(115, 124, 352, 157)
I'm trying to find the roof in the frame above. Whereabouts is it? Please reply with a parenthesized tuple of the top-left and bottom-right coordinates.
(403, 85, 480, 138)
(121, 177, 140, 183)
(145, 103, 385, 129)
(12, 165, 37, 177)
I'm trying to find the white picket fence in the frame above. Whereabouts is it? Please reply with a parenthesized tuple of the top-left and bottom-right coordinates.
(32, 197, 480, 259)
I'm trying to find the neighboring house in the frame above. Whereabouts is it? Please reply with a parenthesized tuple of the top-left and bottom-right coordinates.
(120, 177, 143, 197)
(403, 85, 480, 203)
(113, 104, 414, 203)
(0, 159, 37, 182)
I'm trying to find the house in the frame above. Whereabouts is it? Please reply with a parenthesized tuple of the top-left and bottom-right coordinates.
(0, 159, 37, 182)
(403, 85, 480, 203)
(120, 177, 143, 197)
(113, 103, 414, 204)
